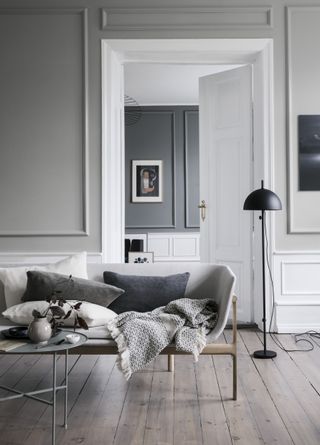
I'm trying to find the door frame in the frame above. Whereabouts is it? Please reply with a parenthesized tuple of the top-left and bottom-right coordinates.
(101, 38, 274, 328)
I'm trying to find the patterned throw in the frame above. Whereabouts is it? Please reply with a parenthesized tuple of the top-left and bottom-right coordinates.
(107, 298, 218, 380)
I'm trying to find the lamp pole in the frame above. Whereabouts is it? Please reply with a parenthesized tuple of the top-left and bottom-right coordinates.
(253, 208, 277, 359)
(243, 179, 281, 359)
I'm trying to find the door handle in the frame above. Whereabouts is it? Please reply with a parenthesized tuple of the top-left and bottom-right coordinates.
(198, 200, 207, 222)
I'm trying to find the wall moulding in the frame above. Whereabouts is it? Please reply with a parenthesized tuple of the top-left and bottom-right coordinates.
(184, 110, 200, 229)
(276, 303, 320, 333)
(273, 252, 320, 332)
(101, 6, 273, 31)
(148, 232, 200, 262)
(286, 6, 320, 233)
(125, 110, 176, 230)
(0, 8, 89, 237)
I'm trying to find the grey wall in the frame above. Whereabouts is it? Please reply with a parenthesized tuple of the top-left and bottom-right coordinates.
(125, 106, 199, 233)
(0, 4, 101, 253)
(0, 10, 85, 236)
(0, 0, 320, 254)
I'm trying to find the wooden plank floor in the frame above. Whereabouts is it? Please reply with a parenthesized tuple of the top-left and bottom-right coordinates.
(1, 329, 320, 445)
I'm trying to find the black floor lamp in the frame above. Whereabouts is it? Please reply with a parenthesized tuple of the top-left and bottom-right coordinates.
(243, 180, 282, 359)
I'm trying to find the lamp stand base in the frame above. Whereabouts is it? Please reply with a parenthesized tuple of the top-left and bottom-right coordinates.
(253, 350, 277, 359)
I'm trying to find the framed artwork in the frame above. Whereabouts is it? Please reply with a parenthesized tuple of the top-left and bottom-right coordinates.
(132, 160, 163, 202)
(298, 115, 320, 191)
(128, 251, 154, 264)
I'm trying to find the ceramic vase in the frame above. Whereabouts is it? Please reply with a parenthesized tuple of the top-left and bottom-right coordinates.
(28, 317, 52, 344)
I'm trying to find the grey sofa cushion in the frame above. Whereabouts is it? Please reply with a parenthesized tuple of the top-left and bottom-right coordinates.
(103, 271, 190, 314)
(22, 271, 124, 308)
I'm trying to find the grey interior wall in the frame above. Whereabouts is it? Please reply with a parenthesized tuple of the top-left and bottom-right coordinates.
(125, 106, 199, 233)
(0, 11, 84, 236)
(0, 0, 319, 253)
(0, 5, 100, 252)
(185, 110, 200, 228)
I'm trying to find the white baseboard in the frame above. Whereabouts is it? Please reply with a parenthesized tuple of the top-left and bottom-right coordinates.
(276, 324, 320, 334)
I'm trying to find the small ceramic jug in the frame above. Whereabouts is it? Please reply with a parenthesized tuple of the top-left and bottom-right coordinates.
(28, 317, 52, 344)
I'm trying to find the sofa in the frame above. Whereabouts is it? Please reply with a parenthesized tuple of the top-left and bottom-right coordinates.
(0, 261, 237, 400)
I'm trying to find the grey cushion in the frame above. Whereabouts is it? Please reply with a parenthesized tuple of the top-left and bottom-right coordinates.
(103, 271, 190, 313)
(22, 271, 124, 308)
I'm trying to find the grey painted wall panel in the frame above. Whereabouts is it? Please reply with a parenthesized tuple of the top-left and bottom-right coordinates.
(185, 111, 200, 228)
(125, 106, 199, 232)
(0, 10, 89, 238)
(125, 110, 176, 229)
(0, 0, 318, 253)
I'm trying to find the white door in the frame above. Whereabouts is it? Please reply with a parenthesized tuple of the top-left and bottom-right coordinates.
(199, 65, 253, 323)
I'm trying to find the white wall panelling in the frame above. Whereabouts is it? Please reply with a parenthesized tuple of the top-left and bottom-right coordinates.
(274, 252, 320, 332)
(101, 7, 273, 31)
(0, 8, 89, 237)
(128, 232, 200, 262)
(148, 235, 171, 259)
(173, 236, 198, 258)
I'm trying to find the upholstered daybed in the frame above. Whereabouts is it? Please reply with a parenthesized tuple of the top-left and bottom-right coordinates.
(0, 262, 237, 400)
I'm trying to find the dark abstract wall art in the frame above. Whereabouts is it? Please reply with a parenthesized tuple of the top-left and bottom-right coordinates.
(298, 115, 320, 191)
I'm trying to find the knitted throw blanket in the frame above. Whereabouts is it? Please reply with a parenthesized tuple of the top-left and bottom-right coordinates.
(107, 298, 218, 380)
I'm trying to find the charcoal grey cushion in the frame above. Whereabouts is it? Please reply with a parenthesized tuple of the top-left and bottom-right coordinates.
(22, 271, 124, 308)
(103, 271, 190, 314)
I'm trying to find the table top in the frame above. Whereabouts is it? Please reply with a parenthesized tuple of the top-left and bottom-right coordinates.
(0, 330, 87, 354)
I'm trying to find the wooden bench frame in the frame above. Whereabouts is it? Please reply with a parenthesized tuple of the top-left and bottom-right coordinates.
(71, 296, 237, 400)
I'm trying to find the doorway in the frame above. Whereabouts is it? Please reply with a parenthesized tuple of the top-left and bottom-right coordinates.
(101, 38, 274, 326)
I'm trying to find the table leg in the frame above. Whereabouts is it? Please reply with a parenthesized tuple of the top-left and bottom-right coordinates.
(64, 350, 68, 429)
(52, 352, 57, 445)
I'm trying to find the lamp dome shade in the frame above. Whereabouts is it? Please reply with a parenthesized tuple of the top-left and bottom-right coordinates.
(243, 181, 282, 211)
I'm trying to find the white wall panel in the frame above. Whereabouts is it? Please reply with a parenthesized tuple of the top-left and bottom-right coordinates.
(130, 232, 200, 262)
(173, 236, 198, 257)
(148, 235, 171, 258)
(274, 253, 320, 332)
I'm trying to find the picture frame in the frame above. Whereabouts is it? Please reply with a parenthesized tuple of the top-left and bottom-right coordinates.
(132, 160, 163, 202)
(128, 251, 154, 264)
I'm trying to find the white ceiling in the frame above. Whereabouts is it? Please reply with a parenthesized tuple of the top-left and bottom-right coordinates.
(124, 63, 241, 105)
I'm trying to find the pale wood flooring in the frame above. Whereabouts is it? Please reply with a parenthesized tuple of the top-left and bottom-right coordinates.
(1, 329, 320, 445)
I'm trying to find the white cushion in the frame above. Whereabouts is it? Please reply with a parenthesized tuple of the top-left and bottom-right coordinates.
(0, 252, 88, 309)
(2, 300, 117, 328)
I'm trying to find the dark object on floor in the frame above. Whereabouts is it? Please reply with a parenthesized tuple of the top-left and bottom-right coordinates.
(125, 239, 131, 263)
(130, 239, 144, 252)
